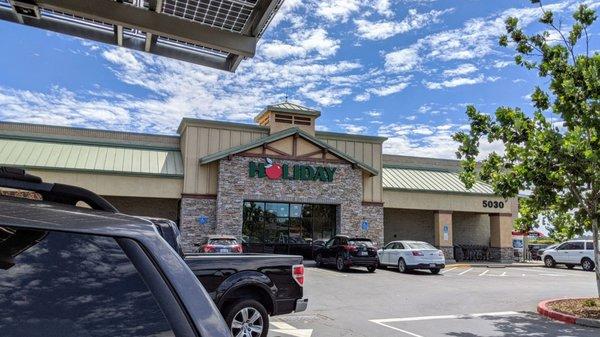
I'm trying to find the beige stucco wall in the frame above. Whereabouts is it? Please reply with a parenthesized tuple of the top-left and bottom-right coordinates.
(383, 208, 435, 244)
(453, 212, 491, 246)
(27, 169, 183, 198)
(383, 190, 517, 215)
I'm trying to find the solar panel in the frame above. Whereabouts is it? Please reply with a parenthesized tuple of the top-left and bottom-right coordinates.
(0, 0, 283, 71)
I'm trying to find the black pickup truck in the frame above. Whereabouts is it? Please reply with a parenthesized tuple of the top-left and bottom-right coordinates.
(1, 168, 307, 337)
(0, 168, 231, 337)
(150, 218, 307, 337)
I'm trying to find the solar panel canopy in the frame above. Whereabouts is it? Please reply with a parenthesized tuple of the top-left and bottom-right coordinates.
(0, 0, 284, 71)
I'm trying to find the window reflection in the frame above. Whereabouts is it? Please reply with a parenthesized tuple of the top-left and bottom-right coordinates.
(242, 202, 337, 257)
(0, 227, 175, 337)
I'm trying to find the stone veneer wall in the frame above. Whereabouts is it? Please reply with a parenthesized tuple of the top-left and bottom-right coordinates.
(213, 156, 384, 246)
(179, 197, 217, 253)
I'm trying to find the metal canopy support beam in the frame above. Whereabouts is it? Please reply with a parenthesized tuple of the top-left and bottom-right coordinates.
(33, 0, 257, 57)
(0, 7, 229, 71)
(144, 0, 162, 52)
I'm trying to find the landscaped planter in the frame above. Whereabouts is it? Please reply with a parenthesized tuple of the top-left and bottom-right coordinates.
(538, 298, 600, 328)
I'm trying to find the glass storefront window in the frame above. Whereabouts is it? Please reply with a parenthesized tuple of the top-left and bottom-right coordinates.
(243, 201, 337, 257)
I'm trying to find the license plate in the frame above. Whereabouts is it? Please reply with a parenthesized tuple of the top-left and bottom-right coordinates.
(220, 249, 229, 253)
(429, 263, 436, 267)
(359, 251, 368, 256)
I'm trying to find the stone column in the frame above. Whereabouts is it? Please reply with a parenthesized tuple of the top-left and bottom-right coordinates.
(434, 211, 454, 262)
(489, 213, 514, 263)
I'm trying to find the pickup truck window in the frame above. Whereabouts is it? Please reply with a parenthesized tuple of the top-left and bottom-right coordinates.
(0, 226, 175, 337)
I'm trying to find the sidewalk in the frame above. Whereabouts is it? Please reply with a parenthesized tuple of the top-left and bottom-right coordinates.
(446, 261, 545, 268)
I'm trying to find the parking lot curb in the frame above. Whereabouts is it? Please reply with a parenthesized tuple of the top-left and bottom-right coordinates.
(445, 263, 544, 268)
(537, 299, 600, 328)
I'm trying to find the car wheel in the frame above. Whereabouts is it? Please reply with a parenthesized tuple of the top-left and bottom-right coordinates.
(430, 268, 441, 274)
(315, 254, 323, 268)
(225, 299, 268, 337)
(367, 265, 377, 273)
(581, 258, 595, 272)
(544, 256, 556, 268)
(566, 264, 575, 269)
(336, 256, 347, 272)
(398, 258, 408, 273)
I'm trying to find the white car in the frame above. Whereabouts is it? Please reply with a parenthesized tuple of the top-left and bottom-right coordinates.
(542, 240, 597, 271)
(377, 240, 445, 274)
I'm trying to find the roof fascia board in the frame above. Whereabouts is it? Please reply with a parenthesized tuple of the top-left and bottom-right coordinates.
(34, 0, 257, 57)
(177, 118, 269, 134)
(316, 131, 387, 144)
(0, 133, 181, 151)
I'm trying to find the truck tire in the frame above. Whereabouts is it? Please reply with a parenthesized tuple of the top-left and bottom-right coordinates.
(430, 268, 441, 274)
(225, 299, 269, 337)
(367, 265, 377, 273)
(581, 258, 595, 272)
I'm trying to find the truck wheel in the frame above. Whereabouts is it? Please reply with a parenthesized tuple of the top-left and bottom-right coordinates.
(430, 268, 441, 274)
(544, 256, 556, 268)
(581, 258, 595, 272)
(225, 299, 268, 337)
(315, 254, 323, 268)
(336, 256, 347, 272)
(367, 265, 377, 273)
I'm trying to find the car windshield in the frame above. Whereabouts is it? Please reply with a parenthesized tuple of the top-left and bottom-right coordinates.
(209, 239, 237, 245)
(348, 239, 374, 247)
(406, 241, 436, 250)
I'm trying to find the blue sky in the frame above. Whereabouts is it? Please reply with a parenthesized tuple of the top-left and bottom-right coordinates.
(0, 0, 599, 158)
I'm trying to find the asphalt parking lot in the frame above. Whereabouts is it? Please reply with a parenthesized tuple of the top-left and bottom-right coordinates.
(268, 264, 599, 337)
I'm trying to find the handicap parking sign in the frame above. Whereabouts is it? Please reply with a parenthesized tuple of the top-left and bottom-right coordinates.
(198, 215, 208, 225)
(361, 220, 369, 231)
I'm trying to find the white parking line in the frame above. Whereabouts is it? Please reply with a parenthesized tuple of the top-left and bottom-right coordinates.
(458, 268, 473, 275)
(271, 321, 314, 337)
(478, 269, 489, 276)
(369, 311, 522, 337)
(440, 267, 457, 274)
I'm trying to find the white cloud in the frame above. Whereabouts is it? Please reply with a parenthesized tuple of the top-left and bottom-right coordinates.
(385, 46, 420, 72)
(366, 110, 382, 117)
(370, 0, 394, 17)
(367, 81, 410, 96)
(315, 0, 361, 22)
(442, 63, 477, 77)
(424, 74, 490, 89)
(340, 123, 367, 134)
(354, 92, 371, 102)
(355, 8, 451, 40)
(261, 28, 340, 60)
(493, 60, 513, 68)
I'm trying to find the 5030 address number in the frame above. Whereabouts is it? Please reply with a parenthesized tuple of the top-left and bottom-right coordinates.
(483, 200, 504, 209)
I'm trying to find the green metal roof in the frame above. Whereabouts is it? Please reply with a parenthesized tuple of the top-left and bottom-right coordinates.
(382, 167, 495, 195)
(0, 138, 183, 177)
(199, 127, 379, 176)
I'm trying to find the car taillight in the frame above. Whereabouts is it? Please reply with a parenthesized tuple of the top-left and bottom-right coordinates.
(202, 244, 215, 253)
(292, 264, 304, 287)
(233, 244, 243, 253)
(412, 251, 424, 256)
(343, 245, 357, 252)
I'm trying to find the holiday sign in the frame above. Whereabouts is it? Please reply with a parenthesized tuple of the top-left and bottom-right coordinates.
(249, 158, 336, 182)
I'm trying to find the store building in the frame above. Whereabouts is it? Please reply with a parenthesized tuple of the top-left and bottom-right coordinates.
(0, 102, 517, 262)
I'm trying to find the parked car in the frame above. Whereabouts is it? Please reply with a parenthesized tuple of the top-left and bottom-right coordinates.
(314, 235, 378, 272)
(198, 235, 243, 253)
(377, 240, 445, 274)
(536, 243, 558, 257)
(0, 167, 231, 337)
(1, 167, 308, 337)
(542, 240, 597, 271)
(528, 243, 550, 260)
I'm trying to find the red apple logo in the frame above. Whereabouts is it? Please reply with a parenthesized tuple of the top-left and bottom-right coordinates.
(265, 158, 282, 180)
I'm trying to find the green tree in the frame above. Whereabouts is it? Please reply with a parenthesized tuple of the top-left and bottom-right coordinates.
(453, 2, 600, 295)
